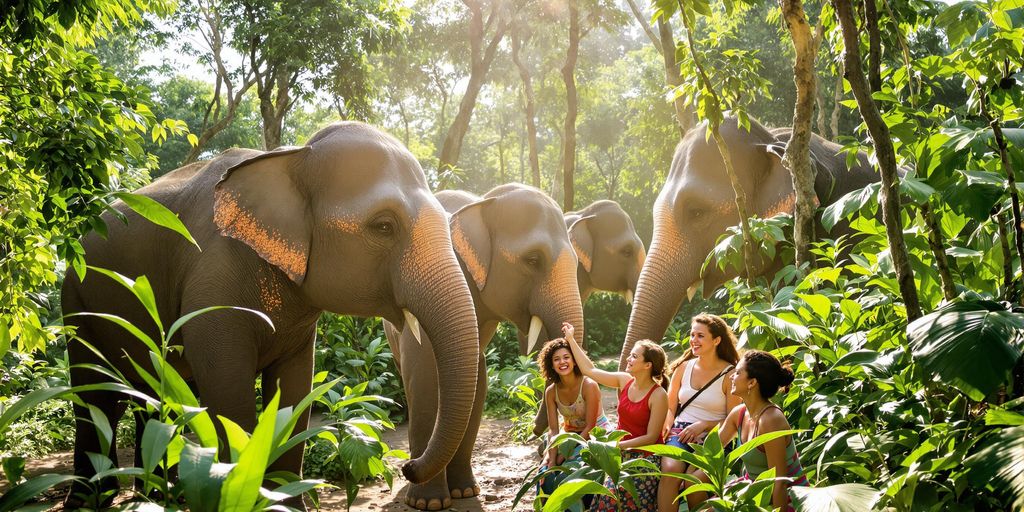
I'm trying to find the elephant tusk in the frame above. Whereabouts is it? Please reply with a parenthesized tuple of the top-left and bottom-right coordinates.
(403, 309, 423, 345)
(624, 289, 634, 305)
(686, 280, 703, 302)
(526, 315, 544, 354)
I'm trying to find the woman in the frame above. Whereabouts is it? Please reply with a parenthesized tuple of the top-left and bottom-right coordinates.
(692, 350, 807, 510)
(536, 337, 610, 501)
(562, 322, 669, 511)
(658, 313, 741, 512)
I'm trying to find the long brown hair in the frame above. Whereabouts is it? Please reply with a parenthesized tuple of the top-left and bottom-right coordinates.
(668, 313, 740, 375)
(635, 339, 669, 390)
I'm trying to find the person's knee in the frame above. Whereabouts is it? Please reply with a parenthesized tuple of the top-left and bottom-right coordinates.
(660, 457, 683, 472)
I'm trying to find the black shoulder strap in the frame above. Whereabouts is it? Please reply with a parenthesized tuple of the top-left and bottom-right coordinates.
(676, 364, 734, 418)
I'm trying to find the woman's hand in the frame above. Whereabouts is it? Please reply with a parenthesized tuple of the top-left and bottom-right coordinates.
(561, 322, 575, 342)
(677, 421, 709, 444)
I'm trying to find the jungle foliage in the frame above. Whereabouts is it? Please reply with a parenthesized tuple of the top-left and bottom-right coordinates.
(3, 0, 1024, 509)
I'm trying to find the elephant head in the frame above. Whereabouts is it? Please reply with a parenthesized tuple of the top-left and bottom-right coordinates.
(619, 117, 844, 369)
(442, 184, 585, 354)
(212, 122, 479, 483)
(566, 200, 646, 304)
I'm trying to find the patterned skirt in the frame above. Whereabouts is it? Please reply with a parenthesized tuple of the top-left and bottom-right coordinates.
(589, 451, 660, 512)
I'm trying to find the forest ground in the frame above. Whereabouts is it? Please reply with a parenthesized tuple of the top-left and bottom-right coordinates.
(8, 389, 621, 511)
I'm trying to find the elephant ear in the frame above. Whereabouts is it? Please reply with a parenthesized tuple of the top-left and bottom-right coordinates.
(567, 215, 596, 273)
(213, 146, 312, 285)
(757, 142, 821, 217)
(449, 197, 495, 291)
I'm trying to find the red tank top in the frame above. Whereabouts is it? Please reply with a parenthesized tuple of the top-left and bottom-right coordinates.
(617, 378, 662, 443)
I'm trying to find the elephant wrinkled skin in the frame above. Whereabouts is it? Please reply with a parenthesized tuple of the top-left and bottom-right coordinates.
(384, 184, 585, 510)
(619, 116, 879, 369)
(62, 122, 480, 505)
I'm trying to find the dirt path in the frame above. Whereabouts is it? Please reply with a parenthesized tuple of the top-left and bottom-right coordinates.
(7, 389, 620, 511)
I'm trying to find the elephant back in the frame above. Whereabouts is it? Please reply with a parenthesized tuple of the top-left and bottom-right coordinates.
(435, 189, 481, 215)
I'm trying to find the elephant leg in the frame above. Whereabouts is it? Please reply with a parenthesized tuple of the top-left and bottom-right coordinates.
(444, 353, 486, 499)
(262, 340, 315, 510)
(400, 330, 452, 511)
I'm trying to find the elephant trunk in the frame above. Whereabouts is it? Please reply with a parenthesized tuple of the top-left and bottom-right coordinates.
(537, 248, 586, 351)
(399, 214, 480, 484)
(619, 204, 693, 370)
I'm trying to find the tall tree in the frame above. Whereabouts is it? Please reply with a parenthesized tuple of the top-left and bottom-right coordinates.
(561, 0, 581, 211)
(625, 0, 693, 136)
(510, 20, 541, 188)
(833, 0, 921, 319)
(437, 0, 517, 173)
(227, 0, 406, 149)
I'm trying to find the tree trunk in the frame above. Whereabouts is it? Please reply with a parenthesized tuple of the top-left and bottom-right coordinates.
(834, 0, 922, 320)
(816, 83, 829, 138)
(982, 104, 1024, 271)
(561, 0, 580, 212)
(780, 0, 820, 270)
(864, 0, 882, 93)
(921, 201, 957, 301)
(998, 210, 1014, 297)
(438, 0, 510, 172)
(658, 19, 694, 135)
(511, 24, 541, 188)
(831, 66, 843, 140)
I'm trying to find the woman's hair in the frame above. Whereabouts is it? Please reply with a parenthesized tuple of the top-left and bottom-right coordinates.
(635, 339, 669, 390)
(742, 350, 795, 399)
(536, 338, 581, 384)
(669, 313, 741, 375)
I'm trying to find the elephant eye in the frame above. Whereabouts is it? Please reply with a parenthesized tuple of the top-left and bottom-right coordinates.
(524, 254, 542, 268)
(620, 246, 634, 258)
(688, 208, 706, 220)
(372, 219, 396, 236)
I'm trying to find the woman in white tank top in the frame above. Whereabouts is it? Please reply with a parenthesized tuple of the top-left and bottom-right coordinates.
(657, 313, 741, 512)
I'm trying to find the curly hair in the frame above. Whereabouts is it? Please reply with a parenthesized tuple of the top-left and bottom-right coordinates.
(536, 338, 581, 384)
(742, 350, 795, 399)
(669, 313, 740, 375)
(635, 339, 669, 390)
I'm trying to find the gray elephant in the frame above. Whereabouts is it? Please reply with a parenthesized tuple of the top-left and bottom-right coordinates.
(384, 184, 585, 510)
(61, 122, 480, 505)
(566, 200, 646, 304)
(619, 117, 878, 369)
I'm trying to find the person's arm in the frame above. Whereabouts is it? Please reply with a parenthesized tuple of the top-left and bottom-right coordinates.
(759, 409, 794, 508)
(717, 405, 741, 445)
(663, 365, 683, 438)
(543, 385, 560, 466)
(562, 323, 629, 389)
(687, 368, 743, 438)
(619, 387, 669, 450)
(580, 378, 602, 440)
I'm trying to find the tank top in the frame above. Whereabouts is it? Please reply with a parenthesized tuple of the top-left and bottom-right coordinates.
(737, 405, 807, 486)
(617, 378, 662, 443)
(555, 377, 610, 432)
(676, 359, 729, 423)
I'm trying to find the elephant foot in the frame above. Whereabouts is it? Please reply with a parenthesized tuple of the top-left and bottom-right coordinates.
(449, 484, 480, 499)
(406, 479, 452, 511)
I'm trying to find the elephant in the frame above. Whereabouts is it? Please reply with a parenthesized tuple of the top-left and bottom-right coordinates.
(566, 199, 646, 304)
(61, 122, 480, 505)
(383, 183, 585, 510)
(618, 116, 878, 369)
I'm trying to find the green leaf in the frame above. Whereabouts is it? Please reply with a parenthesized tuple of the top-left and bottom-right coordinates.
(141, 420, 176, 473)
(908, 300, 1024, 400)
(747, 310, 812, 341)
(831, 350, 880, 369)
(966, 425, 1024, 510)
(0, 321, 10, 359)
(821, 184, 880, 232)
(0, 474, 82, 511)
(67, 311, 159, 355)
(114, 192, 199, 249)
(985, 408, 1024, 426)
(796, 293, 833, 320)
(179, 443, 229, 512)
(0, 387, 78, 434)
(728, 429, 804, 465)
(219, 391, 280, 511)
(542, 479, 613, 512)
(789, 483, 879, 511)
(167, 306, 275, 343)
(2, 456, 26, 484)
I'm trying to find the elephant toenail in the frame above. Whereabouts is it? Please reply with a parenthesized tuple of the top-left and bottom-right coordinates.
(427, 498, 443, 510)
(450, 489, 463, 499)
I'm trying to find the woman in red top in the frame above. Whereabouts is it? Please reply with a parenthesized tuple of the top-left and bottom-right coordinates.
(563, 322, 669, 511)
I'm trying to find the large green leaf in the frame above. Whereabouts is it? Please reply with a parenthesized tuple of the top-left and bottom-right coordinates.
(747, 310, 812, 341)
(140, 420, 176, 473)
(908, 300, 1024, 400)
(219, 391, 280, 511)
(114, 192, 199, 249)
(542, 479, 613, 512)
(178, 443, 229, 512)
(790, 483, 879, 512)
(966, 425, 1024, 510)
(0, 474, 82, 512)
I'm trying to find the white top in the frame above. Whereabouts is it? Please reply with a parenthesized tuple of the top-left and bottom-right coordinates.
(676, 359, 729, 423)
